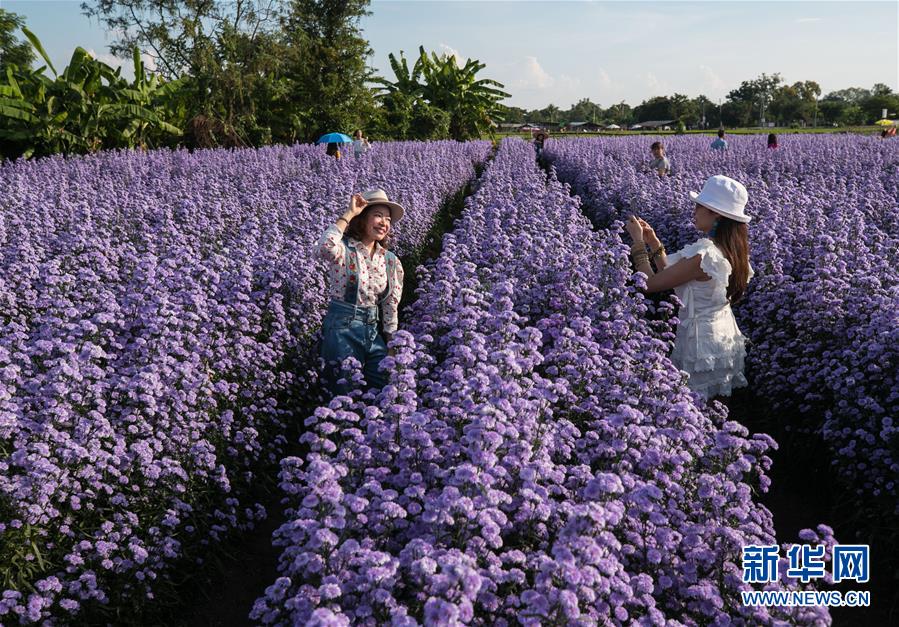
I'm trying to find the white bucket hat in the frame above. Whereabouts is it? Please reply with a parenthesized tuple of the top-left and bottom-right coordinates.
(361, 188, 404, 223)
(689, 175, 751, 223)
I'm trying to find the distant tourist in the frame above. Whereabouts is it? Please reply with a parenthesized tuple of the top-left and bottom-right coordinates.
(353, 130, 371, 157)
(326, 142, 341, 159)
(626, 174, 753, 399)
(710, 129, 728, 151)
(648, 141, 670, 176)
(767, 133, 778, 149)
(533, 131, 548, 156)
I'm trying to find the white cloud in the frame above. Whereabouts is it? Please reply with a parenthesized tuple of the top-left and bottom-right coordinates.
(141, 53, 158, 73)
(87, 48, 127, 70)
(645, 72, 663, 92)
(698, 64, 727, 98)
(513, 56, 555, 89)
(597, 68, 612, 89)
(558, 74, 582, 91)
(501, 57, 590, 109)
(439, 43, 462, 66)
(795, 17, 823, 23)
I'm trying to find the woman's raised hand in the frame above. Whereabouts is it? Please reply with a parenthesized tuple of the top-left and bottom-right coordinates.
(625, 215, 645, 243)
(348, 193, 368, 217)
(637, 217, 660, 247)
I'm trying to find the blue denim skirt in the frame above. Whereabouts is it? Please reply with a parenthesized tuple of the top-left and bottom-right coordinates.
(320, 299, 388, 395)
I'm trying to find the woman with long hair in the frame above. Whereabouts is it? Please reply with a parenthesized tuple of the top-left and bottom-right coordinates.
(316, 189, 404, 394)
(626, 175, 753, 398)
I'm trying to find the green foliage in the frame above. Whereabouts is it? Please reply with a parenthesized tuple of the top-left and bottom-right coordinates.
(860, 91, 899, 123)
(818, 84, 898, 126)
(371, 90, 411, 139)
(416, 46, 508, 140)
(279, 0, 376, 142)
(565, 98, 603, 124)
(0, 29, 184, 159)
(375, 46, 509, 141)
(725, 72, 784, 126)
(6, 2, 895, 153)
(720, 74, 898, 127)
(669, 93, 697, 125)
(628, 94, 701, 127)
(634, 96, 673, 123)
(85, 0, 379, 146)
(376, 50, 425, 101)
(85, 0, 293, 148)
(409, 100, 450, 140)
(605, 102, 633, 126)
(768, 81, 821, 126)
(840, 104, 867, 126)
(500, 105, 527, 124)
(690, 95, 717, 128)
(0, 9, 35, 74)
(83, 0, 270, 81)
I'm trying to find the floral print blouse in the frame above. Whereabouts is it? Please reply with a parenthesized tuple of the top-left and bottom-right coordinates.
(317, 224, 404, 334)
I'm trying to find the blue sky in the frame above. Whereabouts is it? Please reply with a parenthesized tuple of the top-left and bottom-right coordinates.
(6, 1, 898, 110)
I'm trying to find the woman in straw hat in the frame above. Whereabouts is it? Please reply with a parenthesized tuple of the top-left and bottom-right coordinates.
(317, 189, 405, 394)
(625, 175, 754, 399)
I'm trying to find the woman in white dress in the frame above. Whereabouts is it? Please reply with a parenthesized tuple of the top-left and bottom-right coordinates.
(625, 175, 753, 399)
(352, 129, 371, 157)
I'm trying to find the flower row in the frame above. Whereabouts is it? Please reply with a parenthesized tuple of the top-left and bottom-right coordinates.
(253, 138, 831, 626)
(0, 140, 490, 623)
(544, 134, 899, 533)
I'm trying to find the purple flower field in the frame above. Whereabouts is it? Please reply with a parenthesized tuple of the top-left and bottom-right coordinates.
(4, 133, 891, 624)
(544, 134, 898, 542)
(0, 140, 489, 623)
(252, 139, 834, 626)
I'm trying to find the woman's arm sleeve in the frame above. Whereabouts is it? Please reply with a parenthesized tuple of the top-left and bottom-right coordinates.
(381, 257, 404, 335)
(317, 224, 345, 264)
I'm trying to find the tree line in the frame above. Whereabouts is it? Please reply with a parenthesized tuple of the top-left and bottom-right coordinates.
(504, 72, 898, 129)
(0, 1, 508, 159)
(2, 2, 897, 161)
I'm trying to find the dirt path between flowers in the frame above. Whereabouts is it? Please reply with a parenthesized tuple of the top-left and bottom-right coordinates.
(166, 151, 894, 626)
(182, 494, 286, 626)
(724, 391, 897, 627)
(536, 152, 898, 627)
(147, 164, 490, 627)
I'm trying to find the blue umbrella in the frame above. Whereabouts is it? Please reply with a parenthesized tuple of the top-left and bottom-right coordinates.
(316, 132, 353, 144)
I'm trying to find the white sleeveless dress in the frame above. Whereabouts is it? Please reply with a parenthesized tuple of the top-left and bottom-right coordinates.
(666, 238, 753, 398)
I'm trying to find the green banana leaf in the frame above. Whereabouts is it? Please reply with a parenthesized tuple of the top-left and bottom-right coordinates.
(0, 104, 37, 122)
(22, 27, 57, 77)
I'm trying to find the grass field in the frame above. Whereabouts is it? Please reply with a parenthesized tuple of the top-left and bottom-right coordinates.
(495, 125, 886, 140)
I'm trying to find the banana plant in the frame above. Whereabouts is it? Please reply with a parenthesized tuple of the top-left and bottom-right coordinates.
(372, 50, 425, 100)
(0, 27, 184, 159)
(373, 47, 509, 140)
(108, 48, 184, 149)
(415, 46, 509, 140)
